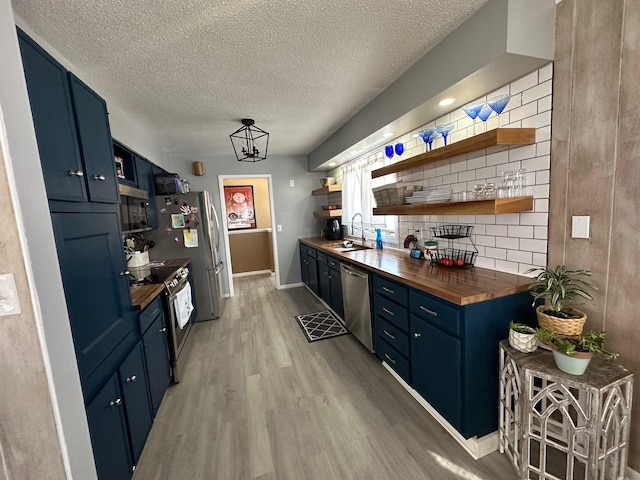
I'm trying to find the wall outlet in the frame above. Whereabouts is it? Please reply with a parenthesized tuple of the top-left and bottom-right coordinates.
(289, 180, 295, 187)
(277, 225, 283, 232)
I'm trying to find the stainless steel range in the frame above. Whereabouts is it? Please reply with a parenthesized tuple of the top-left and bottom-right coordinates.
(130, 265, 194, 383)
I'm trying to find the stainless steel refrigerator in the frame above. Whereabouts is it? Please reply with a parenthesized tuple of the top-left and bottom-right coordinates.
(145, 191, 224, 321)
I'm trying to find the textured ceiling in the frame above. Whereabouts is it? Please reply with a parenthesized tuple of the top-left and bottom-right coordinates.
(12, 0, 489, 158)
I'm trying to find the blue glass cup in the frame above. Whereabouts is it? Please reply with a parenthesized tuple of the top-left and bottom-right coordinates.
(384, 145, 394, 159)
(435, 123, 455, 146)
(394, 142, 404, 156)
(419, 128, 437, 151)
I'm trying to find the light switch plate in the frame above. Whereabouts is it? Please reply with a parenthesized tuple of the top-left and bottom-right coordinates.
(0, 273, 21, 316)
(277, 225, 283, 232)
(571, 216, 590, 239)
(289, 180, 295, 187)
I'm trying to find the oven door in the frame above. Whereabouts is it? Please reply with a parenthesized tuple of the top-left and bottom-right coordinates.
(164, 278, 193, 382)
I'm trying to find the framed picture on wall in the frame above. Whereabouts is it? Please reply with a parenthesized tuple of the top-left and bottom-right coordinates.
(224, 185, 256, 230)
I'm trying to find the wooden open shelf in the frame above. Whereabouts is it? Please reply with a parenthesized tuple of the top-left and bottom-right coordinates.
(313, 209, 343, 218)
(312, 184, 342, 195)
(373, 196, 533, 216)
(371, 128, 535, 179)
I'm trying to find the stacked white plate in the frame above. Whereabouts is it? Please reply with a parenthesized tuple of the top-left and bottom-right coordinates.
(405, 188, 453, 204)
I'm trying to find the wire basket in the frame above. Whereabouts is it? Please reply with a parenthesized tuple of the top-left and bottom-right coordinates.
(429, 225, 473, 239)
(428, 248, 477, 268)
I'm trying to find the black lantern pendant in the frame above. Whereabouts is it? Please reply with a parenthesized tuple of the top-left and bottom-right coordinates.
(229, 119, 269, 162)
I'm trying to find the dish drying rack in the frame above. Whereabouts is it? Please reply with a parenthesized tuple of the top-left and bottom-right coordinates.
(428, 224, 477, 267)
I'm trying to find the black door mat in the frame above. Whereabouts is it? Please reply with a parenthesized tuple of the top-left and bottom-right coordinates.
(295, 311, 349, 343)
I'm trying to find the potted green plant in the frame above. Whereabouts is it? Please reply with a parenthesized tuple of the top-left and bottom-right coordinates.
(508, 321, 538, 353)
(535, 328, 617, 375)
(526, 265, 597, 336)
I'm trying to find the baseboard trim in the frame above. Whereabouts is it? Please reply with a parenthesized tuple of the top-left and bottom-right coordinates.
(232, 270, 273, 278)
(381, 362, 498, 460)
(278, 282, 304, 289)
(627, 466, 640, 479)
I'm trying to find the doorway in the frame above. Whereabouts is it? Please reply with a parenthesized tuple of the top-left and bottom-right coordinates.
(217, 174, 279, 297)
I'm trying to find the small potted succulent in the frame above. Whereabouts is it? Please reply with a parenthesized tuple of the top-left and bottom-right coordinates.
(508, 321, 538, 353)
(526, 265, 597, 336)
(535, 327, 618, 376)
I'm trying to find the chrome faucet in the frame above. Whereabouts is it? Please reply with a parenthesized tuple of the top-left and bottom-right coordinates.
(351, 213, 365, 246)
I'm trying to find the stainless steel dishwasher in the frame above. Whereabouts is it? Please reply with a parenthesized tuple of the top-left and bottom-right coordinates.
(340, 263, 373, 352)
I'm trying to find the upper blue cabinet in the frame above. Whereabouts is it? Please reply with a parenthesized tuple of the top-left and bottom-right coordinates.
(17, 29, 119, 204)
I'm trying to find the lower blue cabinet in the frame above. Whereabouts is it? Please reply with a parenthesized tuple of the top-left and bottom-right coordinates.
(86, 341, 153, 479)
(118, 341, 153, 465)
(142, 308, 171, 416)
(86, 372, 132, 480)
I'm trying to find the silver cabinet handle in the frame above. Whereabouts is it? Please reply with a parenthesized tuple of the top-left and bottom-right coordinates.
(69, 169, 84, 177)
(109, 398, 122, 407)
(159, 327, 167, 333)
(384, 353, 396, 365)
(329, 262, 337, 267)
(382, 307, 394, 316)
(119, 270, 130, 276)
(92, 174, 106, 181)
(414, 332, 421, 338)
(382, 286, 394, 294)
(126, 375, 137, 383)
(419, 305, 438, 317)
(328, 275, 332, 279)
(383, 329, 395, 340)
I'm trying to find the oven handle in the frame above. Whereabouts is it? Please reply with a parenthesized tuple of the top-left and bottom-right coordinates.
(166, 276, 190, 300)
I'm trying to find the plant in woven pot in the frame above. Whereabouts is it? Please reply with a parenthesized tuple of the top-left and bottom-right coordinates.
(508, 321, 538, 353)
(525, 265, 596, 336)
(535, 328, 617, 375)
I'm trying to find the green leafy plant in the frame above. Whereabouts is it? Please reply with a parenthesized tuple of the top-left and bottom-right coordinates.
(535, 328, 618, 360)
(526, 265, 596, 319)
(509, 321, 535, 334)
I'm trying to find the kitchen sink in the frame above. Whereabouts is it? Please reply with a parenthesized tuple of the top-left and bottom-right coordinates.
(328, 243, 371, 252)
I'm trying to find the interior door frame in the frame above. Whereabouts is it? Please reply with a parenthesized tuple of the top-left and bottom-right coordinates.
(217, 174, 280, 297)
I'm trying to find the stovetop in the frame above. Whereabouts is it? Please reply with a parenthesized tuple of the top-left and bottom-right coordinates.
(128, 264, 189, 294)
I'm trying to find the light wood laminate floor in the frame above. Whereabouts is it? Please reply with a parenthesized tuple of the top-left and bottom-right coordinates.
(133, 274, 517, 480)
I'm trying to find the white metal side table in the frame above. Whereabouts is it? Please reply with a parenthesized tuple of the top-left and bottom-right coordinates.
(499, 340, 633, 480)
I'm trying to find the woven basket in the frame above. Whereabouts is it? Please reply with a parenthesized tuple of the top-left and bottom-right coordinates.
(536, 305, 586, 336)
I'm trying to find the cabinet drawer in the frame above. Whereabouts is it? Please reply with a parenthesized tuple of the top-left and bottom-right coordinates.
(139, 295, 163, 334)
(374, 275, 408, 305)
(328, 256, 341, 272)
(300, 244, 308, 254)
(374, 295, 409, 332)
(376, 338, 410, 384)
(307, 247, 317, 259)
(317, 251, 327, 263)
(410, 290, 461, 337)
(375, 317, 409, 357)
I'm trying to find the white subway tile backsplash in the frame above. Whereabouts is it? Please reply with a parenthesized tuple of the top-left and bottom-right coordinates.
(466, 156, 486, 170)
(520, 212, 549, 226)
(451, 159, 467, 173)
(475, 235, 496, 247)
(536, 125, 551, 142)
(509, 144, 537, 162)
(496, 260, 520, 272)
(508, 225, 534, 238)
(486, 225, 508, 236)
(485, 247, 507, 260)
(537, 141, 551, 156)
(498, 213, 521, 225)
(523, 111, 552, 129)
(486, 150, 509, 166)
(511, 71, 539, 94)
(476, 166, 497, 180)
(436, 164, 451, 176)
(539, 63, 553, 82)
(532, 253, 547, 267)
(496, 237, 519, 249)
(522, 155, 550, 172)
(534, 226, 548, 239)
(534, 199, 549, 213)
(538, 95, 552, 113)
(442, 173, 458, 185)
(475, 257, 496, 269)
(510, 101, 538, 123)
(519, 238, 547, 253)
(508, 249, 533, 264)
(522, 80, 553, 104)
(530, 184, 550, 199)
(476, 215, 496, 225)
(472, 224, 486, 235)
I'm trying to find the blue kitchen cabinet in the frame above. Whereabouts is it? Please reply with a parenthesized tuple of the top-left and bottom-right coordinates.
(18, 29, 118, 204)
(140, 297, 171, 415)
(118, 341, 153, 465)
(85, 372, 132, 480)
(299, 244, 310, 285)
(17, 29, 86, 202)
(51, 211, 135, 381)
(328, 256, 344, 319)
(299, 244, 319, 296)
(317, 252, 331, 306)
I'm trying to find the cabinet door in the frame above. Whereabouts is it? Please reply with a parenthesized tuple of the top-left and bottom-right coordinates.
(308, 256, 319, 297)
(17, 30, 87, 202)
(118, 342, 153, 465)
(318, 261, 331, 305)
(143, 313, 171, 415)
(135, 156, 159, 228)
(68, 74, 119, 204)
(85, 372, 132, 480)
(411, 316, 462, 432)
(51, 212, 135, 380)
(329, 264, 344, 319)
(300, 251, 310, 286)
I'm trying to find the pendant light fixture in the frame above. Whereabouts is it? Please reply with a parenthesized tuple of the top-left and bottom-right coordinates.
(229, 118, 269, 162)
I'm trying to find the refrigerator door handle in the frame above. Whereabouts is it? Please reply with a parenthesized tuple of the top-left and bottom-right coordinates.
(210, 203, 221, 252)
(215, 262, 224, 274)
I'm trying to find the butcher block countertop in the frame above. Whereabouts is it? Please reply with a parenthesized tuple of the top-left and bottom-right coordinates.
(130, 258, 191, 311)
(300, 238, 531, 306)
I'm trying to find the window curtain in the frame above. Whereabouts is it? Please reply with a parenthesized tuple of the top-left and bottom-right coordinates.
(342, 159, 387, 240)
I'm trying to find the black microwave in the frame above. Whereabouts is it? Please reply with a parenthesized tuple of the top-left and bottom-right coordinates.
(119, 184, 152, 233)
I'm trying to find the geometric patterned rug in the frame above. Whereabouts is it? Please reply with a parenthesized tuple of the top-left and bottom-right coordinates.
(295, 311, 349, 343)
